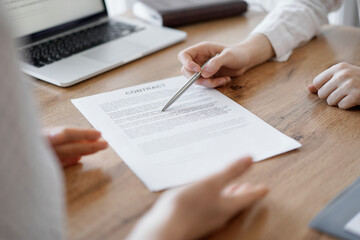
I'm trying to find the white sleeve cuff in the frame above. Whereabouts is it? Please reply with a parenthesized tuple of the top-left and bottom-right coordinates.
(250, 31, 293, 62)
(249, 0, 343, 62)
(250, 15, 296, 62)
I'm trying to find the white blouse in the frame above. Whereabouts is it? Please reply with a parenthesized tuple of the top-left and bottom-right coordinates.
(251, 0, 343, 61)
(0, 5, 65, 240)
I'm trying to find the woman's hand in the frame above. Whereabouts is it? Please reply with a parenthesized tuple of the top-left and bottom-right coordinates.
(308, 62, 360, 109)
(127, 157, 268, 240)
(178, 42, 249, 88)
(44, 127, 108, 167)
(178, 34, 275, 88)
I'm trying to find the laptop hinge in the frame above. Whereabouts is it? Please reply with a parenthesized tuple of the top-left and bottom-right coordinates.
(18, 17, 110, 49)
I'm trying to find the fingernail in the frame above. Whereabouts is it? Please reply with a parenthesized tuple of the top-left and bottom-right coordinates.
(234, 183, 254, 194)
(234, 184, 268, 196)
(241, 157, 253, 166)
(203, 80, 212, 88)
(220, 78, 226, 86)
(202, 70, 212, 78)
(193, 66, 201, 72)
(222, 77, 231, 86)
(94, 131, 102, 136)
(225, 184, 241, 194)
(223, 184, 243, 196)
(89, 133, 101, 140)
(98, 141, 108, 148)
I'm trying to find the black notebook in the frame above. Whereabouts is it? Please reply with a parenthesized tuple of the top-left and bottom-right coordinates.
(133, 0, 248, 27)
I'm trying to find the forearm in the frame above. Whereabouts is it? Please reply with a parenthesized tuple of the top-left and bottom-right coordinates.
(237, 33, 275, 71)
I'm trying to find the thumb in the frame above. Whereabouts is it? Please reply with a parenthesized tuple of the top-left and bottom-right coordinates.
(308, 84, 318, 93)
(202, 53, 228, 78)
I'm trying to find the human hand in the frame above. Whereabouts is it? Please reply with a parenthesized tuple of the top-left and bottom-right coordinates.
(127, 157, 268, 240)
(178, 34, 274, 88)
(178, 42, 249, 88)
(44, 127, 108, 167)
(308, 62, 360, 109)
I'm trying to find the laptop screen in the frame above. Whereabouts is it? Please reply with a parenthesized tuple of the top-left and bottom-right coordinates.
(4, 0, 106, 39)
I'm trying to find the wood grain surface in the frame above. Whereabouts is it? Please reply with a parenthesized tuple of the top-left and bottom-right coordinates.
(30, 11, 360, 240)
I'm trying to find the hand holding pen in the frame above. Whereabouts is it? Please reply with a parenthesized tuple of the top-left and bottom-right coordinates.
(162, 53, 219, 111)
(178, 35, 275, 88)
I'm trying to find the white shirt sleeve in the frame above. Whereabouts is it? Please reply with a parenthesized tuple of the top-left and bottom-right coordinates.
(251, 0, 343, 61)
(0, 5, 65, 240)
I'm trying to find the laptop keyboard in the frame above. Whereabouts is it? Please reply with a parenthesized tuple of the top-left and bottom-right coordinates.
(20, 21, 144, 68)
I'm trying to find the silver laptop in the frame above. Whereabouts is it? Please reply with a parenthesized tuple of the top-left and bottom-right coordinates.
(7, 0, 186, 87)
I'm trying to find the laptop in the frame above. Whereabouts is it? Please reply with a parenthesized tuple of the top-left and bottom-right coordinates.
(6, 0, 187, 87)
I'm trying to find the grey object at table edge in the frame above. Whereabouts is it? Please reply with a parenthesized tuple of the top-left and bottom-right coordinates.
(310, 176, 360, 240)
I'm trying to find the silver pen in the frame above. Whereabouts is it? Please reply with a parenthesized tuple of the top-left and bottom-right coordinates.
(161, 54, 218, 112)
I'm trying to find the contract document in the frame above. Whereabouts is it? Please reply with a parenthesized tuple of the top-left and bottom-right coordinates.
(72, 76, 301, 191)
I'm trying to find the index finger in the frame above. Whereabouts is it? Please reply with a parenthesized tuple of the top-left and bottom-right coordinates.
(178, 42, 225, 71)
(47, 128, 102, 146)
(178, 51, 201, 72)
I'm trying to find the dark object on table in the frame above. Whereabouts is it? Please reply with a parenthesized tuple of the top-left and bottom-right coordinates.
(133, 0, 248, 27)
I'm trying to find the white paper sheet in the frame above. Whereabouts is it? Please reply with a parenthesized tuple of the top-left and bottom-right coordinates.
(345, 211, 360, 237)
(72, 76, 301, 191)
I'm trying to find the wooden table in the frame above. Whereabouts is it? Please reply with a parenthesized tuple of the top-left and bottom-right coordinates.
(31, 11, 360, 240)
